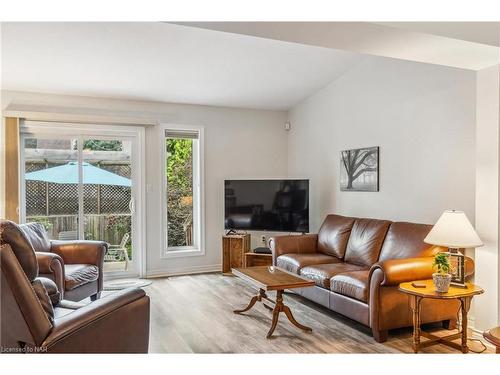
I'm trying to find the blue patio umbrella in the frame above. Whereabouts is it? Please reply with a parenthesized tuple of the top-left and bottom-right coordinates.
(25, 162, 131, 187)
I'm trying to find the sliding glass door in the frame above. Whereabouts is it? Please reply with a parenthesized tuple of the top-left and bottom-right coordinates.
(21, 124, 143, 278)
(23, 136, 80, 239)
(82, 138, 134, 273)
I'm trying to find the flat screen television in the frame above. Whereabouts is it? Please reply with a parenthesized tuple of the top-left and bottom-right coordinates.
(224, 179, 309, 233)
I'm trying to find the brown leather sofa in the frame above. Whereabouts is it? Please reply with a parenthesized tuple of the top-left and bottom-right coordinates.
(269, 214, 474, 342)
(1, 220, 106, 302)
(1, 231, 150, 353)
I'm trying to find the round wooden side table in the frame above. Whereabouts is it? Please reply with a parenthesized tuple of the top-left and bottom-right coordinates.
(483, 327, 500, 353)
(399, 280, 484, 353)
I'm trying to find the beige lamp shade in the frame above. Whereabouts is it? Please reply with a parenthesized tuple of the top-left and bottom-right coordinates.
(424, 210, 483, 248)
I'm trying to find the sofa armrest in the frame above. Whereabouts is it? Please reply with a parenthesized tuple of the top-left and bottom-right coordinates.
(35, 252, 65, 298)
(369, 255, 475, 287)
(268, 234, 318, 265)
(369, 257, 435, 286)
(41, 288, 150, 353)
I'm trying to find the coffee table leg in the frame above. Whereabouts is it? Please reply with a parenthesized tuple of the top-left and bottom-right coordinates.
(410, 295, 422, 353)
(283, 305, 312, 332)
(266, 290, 312, 339)
(267, 308, 280, 338)
(234, 288, 266, 314)
(262, 303, 274, 311)
(235, 288, 312, 339)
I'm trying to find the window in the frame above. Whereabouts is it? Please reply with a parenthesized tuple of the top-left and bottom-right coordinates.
(163, 127, 203, 254)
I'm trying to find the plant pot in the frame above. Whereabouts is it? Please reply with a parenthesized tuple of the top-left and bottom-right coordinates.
(432, 273, 452, 293)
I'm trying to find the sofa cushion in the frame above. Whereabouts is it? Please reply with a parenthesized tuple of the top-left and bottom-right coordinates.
(36, 276, 61, 305)
(276, 253, 339, 274)
(330, 270, 370, 302)
(344, 218, 391, 267)
(299, 262, 367, 289)
(65, 264, 99, 291)
(378, 222, 438, 262)
(31, 278, 55, 322)
(317, 214, 356, 259)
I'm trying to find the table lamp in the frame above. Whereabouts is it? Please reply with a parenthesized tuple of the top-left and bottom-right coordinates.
(424, 210, 483, 288)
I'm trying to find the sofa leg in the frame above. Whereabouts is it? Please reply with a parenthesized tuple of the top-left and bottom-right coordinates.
(90, 292, 101, 301)
(372, 329, 388, 343)
(442, 319, 457, 330)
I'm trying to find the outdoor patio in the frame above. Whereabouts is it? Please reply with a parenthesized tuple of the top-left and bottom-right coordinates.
(24, 139, 133, 272)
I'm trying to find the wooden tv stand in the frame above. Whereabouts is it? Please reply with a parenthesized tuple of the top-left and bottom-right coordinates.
(222, 234, 251, 275)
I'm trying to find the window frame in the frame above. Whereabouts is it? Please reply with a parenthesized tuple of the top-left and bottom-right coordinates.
(160, 123, 205, 258)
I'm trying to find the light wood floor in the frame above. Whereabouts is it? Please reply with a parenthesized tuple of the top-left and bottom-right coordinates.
(142, 273, 492, 354)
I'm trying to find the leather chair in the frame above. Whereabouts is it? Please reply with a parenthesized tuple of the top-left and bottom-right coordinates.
(270, 214, 475, 343)
(0, 237, 150, 353)
(1, 220, 106, 302)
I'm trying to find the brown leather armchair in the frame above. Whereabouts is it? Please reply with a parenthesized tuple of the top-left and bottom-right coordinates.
(2, 220, 106, 302)
(0, 238, 150, 353)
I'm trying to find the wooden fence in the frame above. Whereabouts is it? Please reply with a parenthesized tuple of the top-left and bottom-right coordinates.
(27, 214, 130, 246)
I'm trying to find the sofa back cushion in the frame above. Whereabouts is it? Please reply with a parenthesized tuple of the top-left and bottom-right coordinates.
(317, 215, 356, 259)
(378, 222, 439, 262)
(344, 218, 391, 267)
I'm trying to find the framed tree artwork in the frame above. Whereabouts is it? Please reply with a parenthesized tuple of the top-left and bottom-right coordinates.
(340, 146, 379, 191)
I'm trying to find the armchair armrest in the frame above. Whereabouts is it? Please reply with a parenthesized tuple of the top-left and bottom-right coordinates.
(50, 240, 107, 266)
(369, 255, 475, 287)
(268, 234, 318, 264)
(41, 288, 150, 353)
(36, 252, 65, 297)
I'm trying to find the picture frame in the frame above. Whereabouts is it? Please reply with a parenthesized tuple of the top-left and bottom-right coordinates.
(340, 146, 379, 192)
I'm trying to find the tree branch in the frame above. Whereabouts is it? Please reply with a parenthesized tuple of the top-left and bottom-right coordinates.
(353, 167, 377, 181)
(341, 152, 349, 172)
(350, 149, 360, 171)
(353, 149, 376, 172)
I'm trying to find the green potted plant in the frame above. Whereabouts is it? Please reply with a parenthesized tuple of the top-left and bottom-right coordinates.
(432, 253, 452, 293)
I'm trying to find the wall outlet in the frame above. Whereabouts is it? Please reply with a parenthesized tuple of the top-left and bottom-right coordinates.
(261, 235, 266, 245)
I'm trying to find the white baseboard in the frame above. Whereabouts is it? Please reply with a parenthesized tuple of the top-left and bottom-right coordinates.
(145, 264, 221, 278)
(465, 317, 497, 351)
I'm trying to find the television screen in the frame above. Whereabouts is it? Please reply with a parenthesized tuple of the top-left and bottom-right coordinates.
(224, 179, 309, 233)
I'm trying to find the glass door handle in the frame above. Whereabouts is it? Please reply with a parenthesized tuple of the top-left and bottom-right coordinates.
(129, 198, 136, 214)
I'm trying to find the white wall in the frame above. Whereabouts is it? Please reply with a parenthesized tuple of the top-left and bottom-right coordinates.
(1, 91, 288, 276)
(287, 57, 477, 231)
(474, 64, 500, 330)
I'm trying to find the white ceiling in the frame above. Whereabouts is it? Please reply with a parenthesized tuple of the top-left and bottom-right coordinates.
(376, 22, 500, 47)
(3, 22, 498, 111)
(181, 22, 500, 71)
(1, 22, 362, 111)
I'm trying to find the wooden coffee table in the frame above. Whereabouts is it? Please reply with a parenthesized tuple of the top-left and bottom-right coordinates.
(232, 266, 315, 338)
(399, 280, 484, 353)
